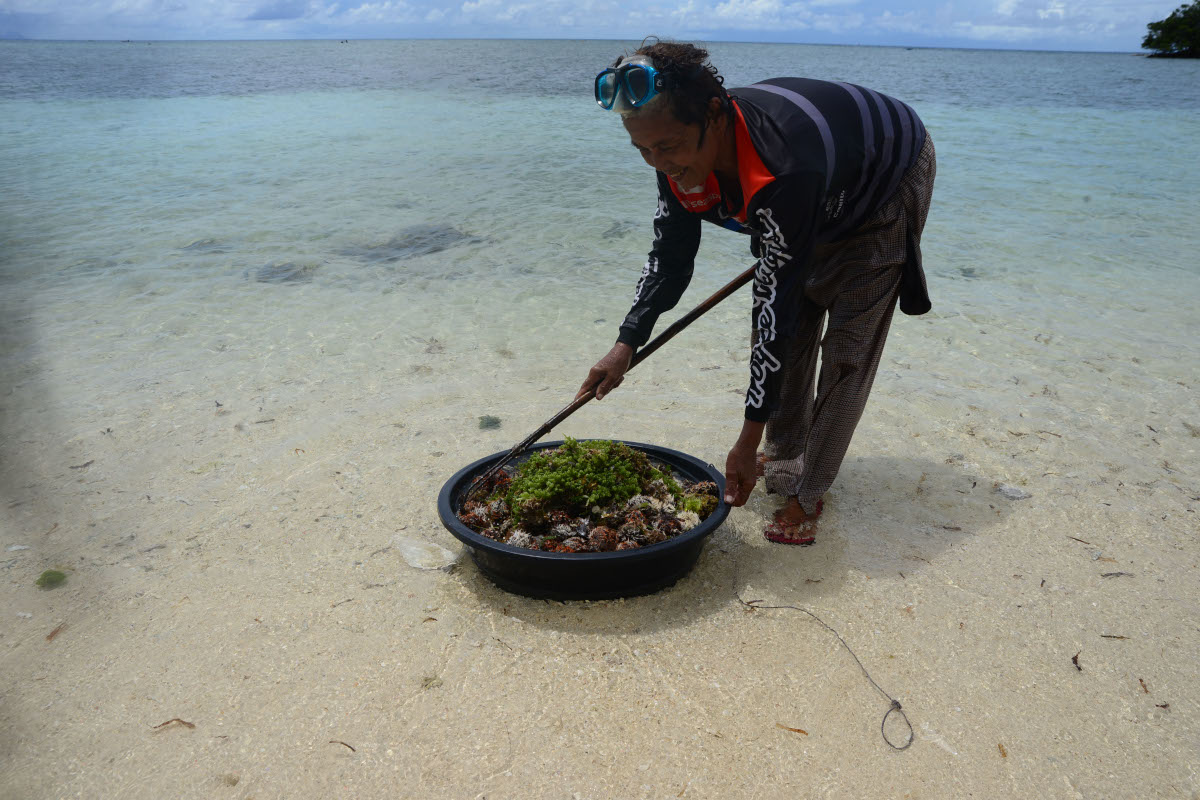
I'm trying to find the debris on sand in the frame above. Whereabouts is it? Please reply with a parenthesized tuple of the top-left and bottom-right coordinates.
(151, 718, 195, 732)
(995, 484, 1032, 500)
(393, 535, 457, 570)
(36, 570, 67, 589)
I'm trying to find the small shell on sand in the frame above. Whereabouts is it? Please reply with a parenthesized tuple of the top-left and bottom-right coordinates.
(393, 535, 458, 569)
(995, 485, 1032, 501)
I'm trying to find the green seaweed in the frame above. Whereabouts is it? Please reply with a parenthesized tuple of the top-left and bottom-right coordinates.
(36, 569, 67, 589)
(498, 438, 681, 524)
(678, 493, 718, 517)
(479, 415, 502, 430)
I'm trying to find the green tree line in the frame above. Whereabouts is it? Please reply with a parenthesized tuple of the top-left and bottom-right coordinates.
(1144, 0, 1199, 57)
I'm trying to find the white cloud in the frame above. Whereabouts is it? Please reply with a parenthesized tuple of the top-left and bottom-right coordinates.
(458, 0, 543, 24)
(952, 20, 1052, 40)
(811, 10, 862, 31)
(873, 8, 924, 33)
(1036, 0, 1065, 19)
(457, 0, 499, 15)
(706, 0, 828, 31)
(711, 0, 784, 22)
(0, 0, 1185, 49)
(341, 0, 414, 23)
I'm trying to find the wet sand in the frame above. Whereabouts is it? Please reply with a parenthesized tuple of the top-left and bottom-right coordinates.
(2, 299, 1198, 799)
(4, 37, 1200, 798)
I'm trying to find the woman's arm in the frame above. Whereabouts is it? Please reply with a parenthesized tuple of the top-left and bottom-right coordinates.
(578, 173, 701, 401)
(741, 174, 823, 423)
(615, 172, 702, 349)
(725, 173, 823, 505)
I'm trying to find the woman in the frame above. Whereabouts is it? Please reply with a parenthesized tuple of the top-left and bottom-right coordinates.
(577, 40, 935, 545)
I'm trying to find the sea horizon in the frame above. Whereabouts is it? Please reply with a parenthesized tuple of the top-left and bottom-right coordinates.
(1, 36, 1197, 799)
(0, 34, 1149, 56)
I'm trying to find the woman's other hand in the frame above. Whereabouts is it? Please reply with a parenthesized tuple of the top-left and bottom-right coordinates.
(724, 420, 765, 506)
(576, 343, 634, 401)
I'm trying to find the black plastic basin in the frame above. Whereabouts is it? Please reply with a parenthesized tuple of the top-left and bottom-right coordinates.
(438, 440, 729, 600)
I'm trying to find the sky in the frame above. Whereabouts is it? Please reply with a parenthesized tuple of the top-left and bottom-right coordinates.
(0, 0, 1182, 51)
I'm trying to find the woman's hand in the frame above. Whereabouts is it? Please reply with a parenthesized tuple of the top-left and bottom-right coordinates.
(724, 420, 765, 506)
(576, 342, 634, 401)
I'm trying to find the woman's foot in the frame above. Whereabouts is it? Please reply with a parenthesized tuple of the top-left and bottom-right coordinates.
(764, 498, 823, 546)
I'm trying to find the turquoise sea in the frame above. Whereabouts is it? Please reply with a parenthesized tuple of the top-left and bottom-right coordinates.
(3, 40, 1200, 800)
(1, 39, 1198, 482)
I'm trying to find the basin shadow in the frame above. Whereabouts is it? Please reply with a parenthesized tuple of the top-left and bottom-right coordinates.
(729, 454, 1015, 606)
(454, 454, 1014, 634)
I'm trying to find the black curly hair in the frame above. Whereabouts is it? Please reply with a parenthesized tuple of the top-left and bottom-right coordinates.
(616, 38, 733, 130)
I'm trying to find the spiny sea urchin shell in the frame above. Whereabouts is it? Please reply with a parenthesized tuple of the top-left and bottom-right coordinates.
(457, 442, 720, 553)
(519, 498, 548, 528)
(647, 496, 675, 515)
(625, 495, 656, 512)
(657, 516, 683, 537)
(647, 479, 672, 500)
(640, 527, 667, 545)
(599, 506, 625, 528)
(459, 511, 488, 530)
(506, 530, 535, 549)
(617, 522, 642, 541)
(587, 526, 619, 552)
(478, 470, 511, 495)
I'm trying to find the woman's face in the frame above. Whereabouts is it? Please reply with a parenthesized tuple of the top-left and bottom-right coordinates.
(623, 101, 726, 190)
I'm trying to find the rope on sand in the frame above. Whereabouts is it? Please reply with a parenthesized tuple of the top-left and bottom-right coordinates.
(734, 569, 914, 751)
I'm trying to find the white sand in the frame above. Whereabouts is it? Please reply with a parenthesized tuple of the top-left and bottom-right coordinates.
(2, 282, 1199, 798)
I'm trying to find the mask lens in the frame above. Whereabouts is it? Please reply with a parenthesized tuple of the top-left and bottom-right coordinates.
(623, 66, 651, 105)
(595, 71, 618, 109)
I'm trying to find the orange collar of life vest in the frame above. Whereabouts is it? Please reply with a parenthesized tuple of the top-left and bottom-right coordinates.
(665, 98, 776, 224)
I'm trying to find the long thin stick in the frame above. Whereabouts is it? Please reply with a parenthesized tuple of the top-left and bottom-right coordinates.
(466, 264, 757, 497)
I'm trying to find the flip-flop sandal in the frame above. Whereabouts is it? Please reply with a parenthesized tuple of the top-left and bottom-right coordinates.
(763, 500, 823, 546)
(764, 522, 817, 546)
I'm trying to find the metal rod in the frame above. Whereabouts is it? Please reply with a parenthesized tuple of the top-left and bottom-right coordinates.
(466, 264, 758, 497)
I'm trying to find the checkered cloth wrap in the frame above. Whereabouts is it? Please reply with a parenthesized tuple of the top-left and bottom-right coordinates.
(760, 135, 937, 512)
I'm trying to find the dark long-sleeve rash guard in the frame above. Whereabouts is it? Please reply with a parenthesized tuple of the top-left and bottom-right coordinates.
(616, 78, 929, 423)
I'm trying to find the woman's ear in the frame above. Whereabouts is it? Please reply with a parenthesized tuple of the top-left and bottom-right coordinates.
(708, 96, 726, 127)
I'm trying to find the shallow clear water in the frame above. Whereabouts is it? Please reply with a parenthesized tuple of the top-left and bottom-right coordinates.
(1, 39, 1198, 478)
(4, 41, 1199, 800)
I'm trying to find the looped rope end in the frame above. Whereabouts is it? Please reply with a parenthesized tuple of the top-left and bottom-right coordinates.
(882, 700, 914, 751)
(734, 574, 915, 752)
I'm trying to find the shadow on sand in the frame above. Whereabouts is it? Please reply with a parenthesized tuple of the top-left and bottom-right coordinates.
(452, 454, 1015, 635)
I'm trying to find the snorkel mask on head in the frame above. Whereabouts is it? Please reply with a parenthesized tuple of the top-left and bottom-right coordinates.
(594, 54, 665, 113)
